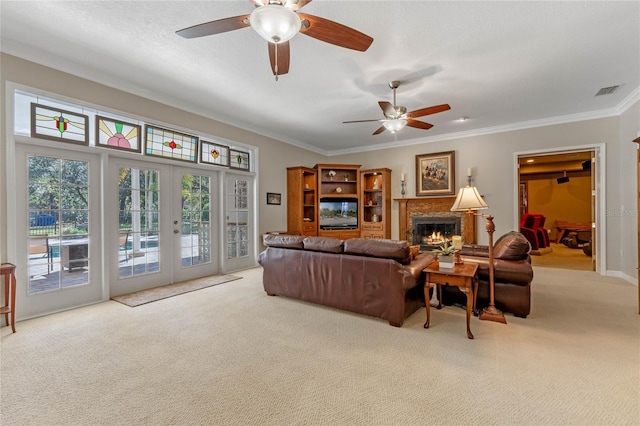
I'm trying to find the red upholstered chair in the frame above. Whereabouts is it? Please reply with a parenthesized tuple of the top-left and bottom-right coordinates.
(520, 213, 548, 250)
(536, 216, 550, 248)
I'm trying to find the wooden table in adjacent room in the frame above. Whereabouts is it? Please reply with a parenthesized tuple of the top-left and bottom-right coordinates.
(423, 261, 479, 339)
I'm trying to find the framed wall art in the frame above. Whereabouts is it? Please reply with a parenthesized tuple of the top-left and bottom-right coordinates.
(266, 192, 281, 205)
(415, 150, 456, 196)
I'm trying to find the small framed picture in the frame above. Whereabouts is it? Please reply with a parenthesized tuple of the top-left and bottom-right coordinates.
(266, 192, 281, 205)
(415, 150, 456, 196)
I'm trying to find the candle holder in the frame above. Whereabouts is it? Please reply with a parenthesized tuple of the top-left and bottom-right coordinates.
(401, 180, 406, 197)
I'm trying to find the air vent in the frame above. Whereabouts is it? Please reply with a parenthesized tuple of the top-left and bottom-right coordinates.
(595, 85, 621, 96)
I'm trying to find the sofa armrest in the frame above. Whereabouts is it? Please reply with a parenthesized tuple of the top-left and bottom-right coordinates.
(459, 255, 533, 285)
(403, 252, 437, 282)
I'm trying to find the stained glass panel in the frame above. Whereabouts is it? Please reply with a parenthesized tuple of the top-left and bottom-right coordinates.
(144, 125, 198, 163)
(229, 149, 250, 171)
(96, 115, 142, 153)
(30, 103, 89, 145)
(200, 140, 230, 167)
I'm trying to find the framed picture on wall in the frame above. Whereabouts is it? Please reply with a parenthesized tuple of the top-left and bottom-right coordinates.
(415, 150, 456, 196)
(266, 192, 281, 205)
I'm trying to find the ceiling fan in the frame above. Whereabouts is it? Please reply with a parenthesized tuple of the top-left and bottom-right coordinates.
(176, 0, 373, 80)
(343, 81, 451, 135)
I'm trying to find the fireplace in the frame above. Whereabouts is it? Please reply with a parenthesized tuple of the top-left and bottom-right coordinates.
(412, 216, 461, 250)
(395, 197, 477, 245)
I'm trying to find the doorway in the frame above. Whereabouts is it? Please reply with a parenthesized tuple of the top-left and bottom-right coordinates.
(15, 145, 103, 319)
(516, 147, 602, 272)
(109, 161, 221, 296)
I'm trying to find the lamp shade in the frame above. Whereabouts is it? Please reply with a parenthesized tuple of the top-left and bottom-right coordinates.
(450, 185, 488, 211)
(382, 118, 407, 133)
(250, 4, 301, 44)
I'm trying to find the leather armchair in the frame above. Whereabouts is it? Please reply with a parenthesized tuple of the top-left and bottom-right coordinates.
(441, 231, 534, 318)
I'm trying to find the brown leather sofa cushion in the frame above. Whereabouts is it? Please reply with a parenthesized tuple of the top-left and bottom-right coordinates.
(263, 234, 305, 249)
(303, 236, 344, 253)
(493, 231, 531, 260)
(343, 238, 411, 265)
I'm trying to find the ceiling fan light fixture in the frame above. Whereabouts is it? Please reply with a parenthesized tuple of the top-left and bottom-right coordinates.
(250, 3, 301, 44)
(383, 118, 408, 133)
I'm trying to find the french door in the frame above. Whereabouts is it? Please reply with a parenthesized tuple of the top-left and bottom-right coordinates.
(224, 173, 255, 271)
(109, 161, 220, 296)
(15, 144, 103, 319)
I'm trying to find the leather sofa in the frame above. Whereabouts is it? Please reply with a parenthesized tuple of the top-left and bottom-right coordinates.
(259, 234, 436, 327)
(441, 231, 534, 318)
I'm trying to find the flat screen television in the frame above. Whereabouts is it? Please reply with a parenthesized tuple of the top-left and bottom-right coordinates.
(319, 198, 358, 230)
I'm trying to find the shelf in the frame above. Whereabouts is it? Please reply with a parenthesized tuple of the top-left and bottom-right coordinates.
(361, 168, 391, 240)
(319, 193, 357, 198)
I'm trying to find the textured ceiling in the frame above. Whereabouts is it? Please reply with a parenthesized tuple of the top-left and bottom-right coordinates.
(1, 1, 638, 155)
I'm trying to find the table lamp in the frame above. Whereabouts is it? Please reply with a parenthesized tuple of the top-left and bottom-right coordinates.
(450, 184, 507, 324)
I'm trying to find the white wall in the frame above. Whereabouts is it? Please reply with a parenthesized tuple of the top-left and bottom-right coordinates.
(617, 102, 640, 282)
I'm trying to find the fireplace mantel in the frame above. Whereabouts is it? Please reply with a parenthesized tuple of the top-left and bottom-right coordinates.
(395, 197, 477, 244)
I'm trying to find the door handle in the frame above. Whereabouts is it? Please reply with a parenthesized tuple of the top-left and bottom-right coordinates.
(173, 229, 179, 234)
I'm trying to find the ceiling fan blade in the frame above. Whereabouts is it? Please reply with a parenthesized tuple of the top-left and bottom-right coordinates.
(342, 119, 382, 124)
(378, 101, 396, 117)
(288, 0, 312, 11)
(250, 0, 267, 6)
(268, 41, 291, 76)
(406, 104, 451, 119)
(372, 126, 387, 135)
(406, 119, 434, 130)
(298, 13, 373, 52)
(176, 15, 250, 39)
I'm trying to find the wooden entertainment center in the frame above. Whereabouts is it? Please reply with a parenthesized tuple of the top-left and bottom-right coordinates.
(286, 164, 391, 239)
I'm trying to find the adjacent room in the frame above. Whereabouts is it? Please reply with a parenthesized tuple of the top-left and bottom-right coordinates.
(1, 1, 639, 425)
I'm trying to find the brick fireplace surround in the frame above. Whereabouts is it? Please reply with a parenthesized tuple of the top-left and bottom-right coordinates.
(395, 197, 477, 245)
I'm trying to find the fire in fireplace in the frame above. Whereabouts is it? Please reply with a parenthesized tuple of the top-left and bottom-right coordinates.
(412, 216, 461, 250)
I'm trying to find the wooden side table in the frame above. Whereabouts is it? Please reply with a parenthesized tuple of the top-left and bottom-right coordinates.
(423, 261, 478, 339)
(1, 263, 17, 333)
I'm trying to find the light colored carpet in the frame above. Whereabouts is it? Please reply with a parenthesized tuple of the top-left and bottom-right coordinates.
(1, 266, 638, 425)
(531, 242, 593, 271)
(111, 274, 242, 307)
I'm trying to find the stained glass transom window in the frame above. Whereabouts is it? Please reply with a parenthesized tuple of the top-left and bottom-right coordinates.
(200, 140, 230, 167)
(30, 103, 89, 145)
(96, 115, 142, 153)
(229, 149, 250, 171)
(144, 125, 198, 163)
